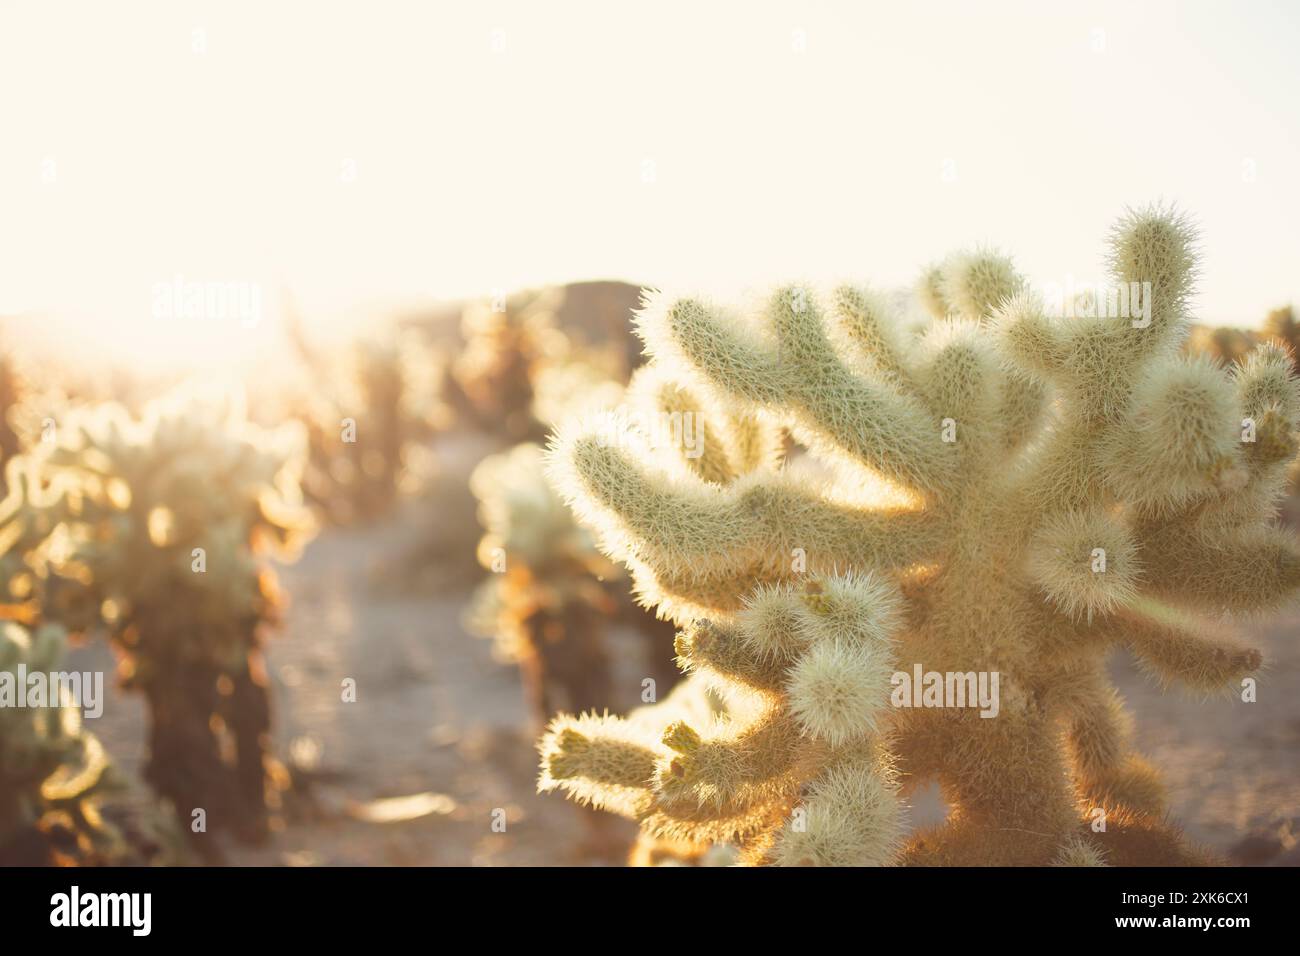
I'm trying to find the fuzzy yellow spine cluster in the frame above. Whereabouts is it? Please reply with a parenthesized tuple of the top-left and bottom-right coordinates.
(539, 570, 902, 865)
(543, 204, 1300, 865)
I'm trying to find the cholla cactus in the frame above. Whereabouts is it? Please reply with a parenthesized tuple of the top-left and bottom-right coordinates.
(543, 205, 1300, 865)
(0, 622, 183, 865)
(1187, 309, 1300, 515)
(467, 442, 617, 722)
(1188, 307, 1297, 376)
(1187, 324, 1256, 370)
(540, 571, 903, 865)
(0, 388, 315, 846)
(448, 289, 567, 439)
(289, 328, 447, 525)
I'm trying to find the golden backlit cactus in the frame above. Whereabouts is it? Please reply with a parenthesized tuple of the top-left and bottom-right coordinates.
(0, 622, 183, 865)
(540, 571, 903, 866)
(0, 388, 315, 847)
(544, 205, 1300, 865)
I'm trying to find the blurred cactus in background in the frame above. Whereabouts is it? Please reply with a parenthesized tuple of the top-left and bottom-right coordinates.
(0, 622, 185, 865)
(545, 205, 1300, 865)
(1188, 305, 1298, 376)
(1262, 305, 1300, 371)
(1187, 304, 1300, 525)
(467, 442, 617, 724)
(466, 441, 630, 859)
(530, 351, 684, 691)
(286, 305, 447, 525)
(446, 289, 568, 441)
(0, 388, 315, 852)
(1187, 324, 1257, 370)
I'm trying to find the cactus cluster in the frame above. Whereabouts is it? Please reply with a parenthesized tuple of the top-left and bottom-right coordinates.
(0, 622, 183, 865)
(0, 388, 315, 846)
(540, 205, 1300, 865)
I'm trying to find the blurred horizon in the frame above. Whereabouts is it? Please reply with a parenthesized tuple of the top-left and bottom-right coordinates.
(3, 0, 1299, 371)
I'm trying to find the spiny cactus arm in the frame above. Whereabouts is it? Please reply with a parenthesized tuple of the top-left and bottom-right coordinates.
(636, 290, 949, 493)
(538, 709, 798, 844)
(1237, 342, 1300, 428)
(919, 247, 1024, 324)
(537, 713, 660, 818)
(916, 264, 949, 321)
(992, 291, 1068, 379)
(724, 406, 783, 475)
(1060, 666, 1167, 816)
(548, 426, 748, 564)
(1101, 355, 1247, 514)
(1110, 598, 1262, 692)
(674, 620, 790, 694)
(538, 573, 903, 861)
(1105, 203, 1199, 356)
(830, 285, 914, 387)
(1008, 207, 1201, 512)
(996, 369, 1049, 455)
(625, 366, 780, 484)
(636, 294, 788, 404)
(1234, 342, 1300, 485)
(678, 572, 902, 743)
(640, 797, 789, 845)
(659, 606, 809, 808)
(547, 426, 940, 616)
(911, 314, 1048, 481)
(989, 294, 1065, 455)
(913, 320, 1001, 438)
(1089, 809, 1217, 866)
(935, 249, 1023, 323)
(1136, 522, 1300, 614)
(1058, 207, 1196, 397)
(655, 710, 806, 811)
(626, 367, 732, 484)
(660, 573, 902, 850)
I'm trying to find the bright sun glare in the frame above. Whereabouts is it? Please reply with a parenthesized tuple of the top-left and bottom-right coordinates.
(2, 0, 1299, 371)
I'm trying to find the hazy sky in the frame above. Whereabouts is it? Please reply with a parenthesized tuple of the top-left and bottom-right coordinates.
(2, 0, 1298, 367)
